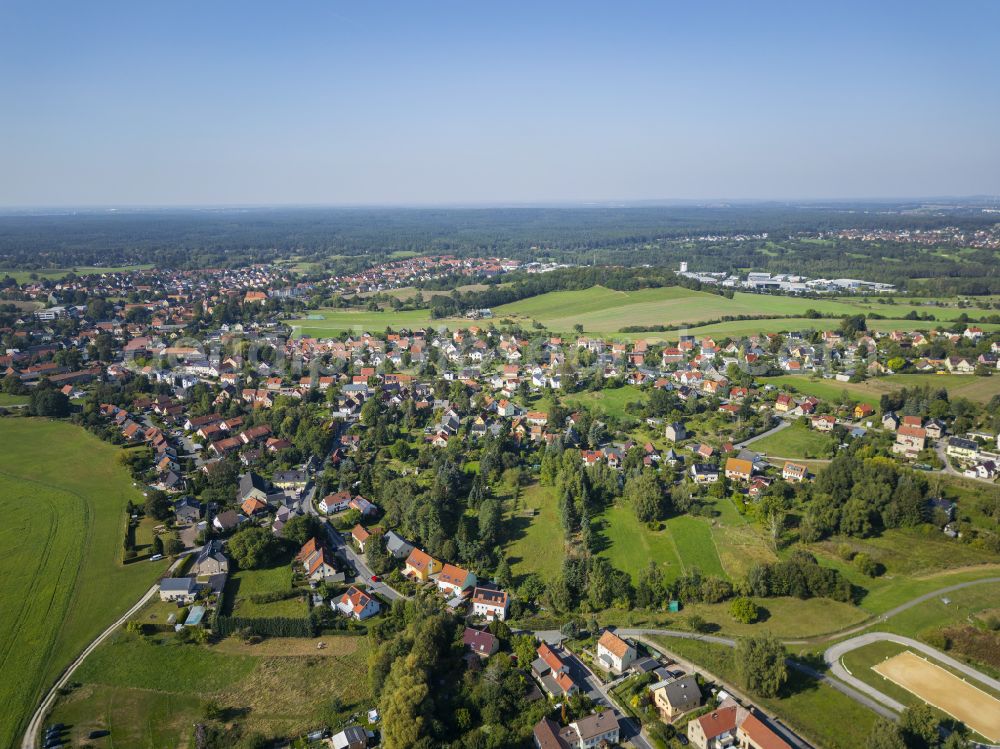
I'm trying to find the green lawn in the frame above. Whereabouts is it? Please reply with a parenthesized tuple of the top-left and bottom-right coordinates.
(284, 285, 1000, 340)
(224, 552, 308, 619)
(759, 375, 883, 408)
(749, 421, 836, 459)
(665, 514, 727, 578)
(564, 385, 647, 421)
(0, 393, 30, 407)
(596, 504, 683, 583)
(0, 419, 169, 749)
(652, 636, 877, 749)
(50, 633, 372, 747)
(504, 483, 564, 584)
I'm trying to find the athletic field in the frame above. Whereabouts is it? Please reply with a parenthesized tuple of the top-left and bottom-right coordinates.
(872, 651, 1000, 741)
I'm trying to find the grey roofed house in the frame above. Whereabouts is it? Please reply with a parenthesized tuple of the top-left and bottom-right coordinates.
(159, 576, 198, 602)
(205, 572, 227, 596)
(383, 530, 414, 559)
(193, 539, 229, 575)
(650, 673, 701, 708)
(330, 725, 372, 749)
(212, 509, 240, 532)
(572, 709, 619, 744)
(173, 496, 202, 523)
(238, 471, 269, 502)
(272, 469, 308, 487)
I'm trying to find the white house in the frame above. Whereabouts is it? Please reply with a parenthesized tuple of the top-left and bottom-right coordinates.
(596, 630, 636, 675)
(334, 586, 380, 620)
(159, 577, 199, 603)
(471, 587, 509, 621)
(436, 563, 477, 596)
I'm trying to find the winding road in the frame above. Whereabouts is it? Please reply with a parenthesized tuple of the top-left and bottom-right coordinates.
(21, 550, 198, 749)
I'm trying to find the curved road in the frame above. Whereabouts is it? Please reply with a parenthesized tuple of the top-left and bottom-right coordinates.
(824, 632, 1000, 714)
(21, 551, 197, 749)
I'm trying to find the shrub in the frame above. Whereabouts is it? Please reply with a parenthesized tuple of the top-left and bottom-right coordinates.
(730, 597, 759, 624)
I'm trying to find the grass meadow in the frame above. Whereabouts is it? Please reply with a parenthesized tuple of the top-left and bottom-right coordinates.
(50, 633, 372, 747)
(0, 419, 169, 749)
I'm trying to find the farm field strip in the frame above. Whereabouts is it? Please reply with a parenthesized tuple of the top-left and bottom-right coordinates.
(0, 419, 166, 749)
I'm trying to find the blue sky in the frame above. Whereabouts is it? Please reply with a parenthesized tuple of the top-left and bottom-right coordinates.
(1, 1, 998, 205)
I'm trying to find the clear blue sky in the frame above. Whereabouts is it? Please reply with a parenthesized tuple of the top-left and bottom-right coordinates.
(1, 1, 998, 206)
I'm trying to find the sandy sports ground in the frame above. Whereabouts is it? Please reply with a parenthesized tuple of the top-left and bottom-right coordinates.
(873, 650, 1000, 742)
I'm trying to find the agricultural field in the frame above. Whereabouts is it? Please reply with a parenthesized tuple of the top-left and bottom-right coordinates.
(748, 421, 837, 459)
(287, 284, 1000, 339)
(0, 264, 154, 283)
(48, 633, 372, 747)
(653, 636, 878, 749)
(0, 419, 168, 749)
(762, 373, 1000, 406)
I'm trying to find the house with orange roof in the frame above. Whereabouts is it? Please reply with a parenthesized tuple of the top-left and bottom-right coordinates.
(724, 457, 753, 482)
(404, 548, 442, 581)
(437, 563, 477, 595)
(596, 630, 636, 674)
(334, 585, 380, 620)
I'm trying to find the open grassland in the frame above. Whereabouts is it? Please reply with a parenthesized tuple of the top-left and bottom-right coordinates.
(0, 264, 154, 283)
(749, 421, 837, 459)
(0, 419, 168, 749)
(504, 482, 564, 584)
(287, 285, 1000, 339)
(0, 392, 30, 406)
(705, 498, 780, 580)
(664, 514, 727, 578)
(50, 633, 372, 747)
(762, 373, 1000, 405)
(224, 553, 307, 619)
(807, 527, 1000, 614)
(563, 385, 647, 421)
(596, 504, 683, 583)
(652, 636, 877, 749)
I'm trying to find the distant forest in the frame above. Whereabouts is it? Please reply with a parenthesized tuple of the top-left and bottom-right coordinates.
(0, 203, 998, 293)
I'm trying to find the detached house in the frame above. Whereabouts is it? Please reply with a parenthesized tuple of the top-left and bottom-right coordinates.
(596, 630, 636, 675)
(335, 585, 380, 620)
(404, 548, 442, 581)
(437, 563, 477, 596)
(724, 457, 753, 482)
(471, 587, 509, 621)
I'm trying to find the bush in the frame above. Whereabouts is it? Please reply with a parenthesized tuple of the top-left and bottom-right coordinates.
(853, 552, 880, 578)
(730, 597, 759, 624)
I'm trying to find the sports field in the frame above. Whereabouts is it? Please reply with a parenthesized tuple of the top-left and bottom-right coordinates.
(873, 651, 1000, 741)
(0, 419, 168, 749)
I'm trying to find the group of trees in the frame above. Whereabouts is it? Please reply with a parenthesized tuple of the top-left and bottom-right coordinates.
(745, 551, 855, 603)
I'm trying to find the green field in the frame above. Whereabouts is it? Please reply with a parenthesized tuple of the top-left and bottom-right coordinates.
(504, 483, 564, 584)
(664, 514, 727, 578)
(749, 421, 836, 459)
(0, 419, 168, 749)
(224, 552, 308, 619)
(0, 393, 30, 407)
(653, 636, 878, 749)
(564, 385, 647, 421)
(50, 633, 372, 747)
(0, 264, 154, 283)
(287, 284, 1000, 339)
(762, 373, 1000, 406)
(596, 504, 683, 583)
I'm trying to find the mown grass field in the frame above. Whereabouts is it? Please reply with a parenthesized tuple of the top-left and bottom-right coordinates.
(664, 514, 727, 578)
(0, 419, 168, 749)
(749, 421, 836, 459)
(763, 373, 1000, 406)
(563, 385, 647, 421)
(504, 483, 564, 584)
(50, 633, 372, 747)
(287, 284, 1000, 339)
(224, 551, 308, 619)
(596, 504, 683, 583)
(653, 636, 878, 749)
(0, 264, 154, 283)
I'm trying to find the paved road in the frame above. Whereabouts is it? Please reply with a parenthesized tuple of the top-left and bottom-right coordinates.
(21, 550, 197, 749)
(324, 522, 405, 602)
(824, 632, 1000, 715)
(734, 417, 789, 449)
